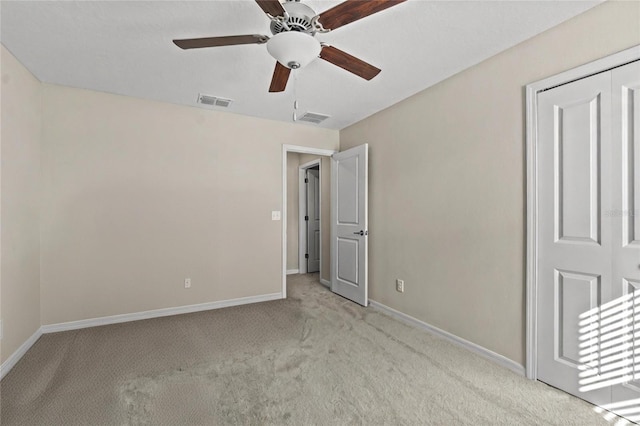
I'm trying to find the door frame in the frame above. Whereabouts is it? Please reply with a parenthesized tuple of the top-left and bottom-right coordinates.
(298, 159, 322, 275)
(282, 145, 337, 298)
(525, 44, 640, 380)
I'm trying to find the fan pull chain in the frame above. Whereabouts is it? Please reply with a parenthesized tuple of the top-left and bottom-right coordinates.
(292, 71, 298, 122)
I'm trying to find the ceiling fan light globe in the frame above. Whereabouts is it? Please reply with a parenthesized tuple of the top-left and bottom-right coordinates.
(266, 32, 321, 69)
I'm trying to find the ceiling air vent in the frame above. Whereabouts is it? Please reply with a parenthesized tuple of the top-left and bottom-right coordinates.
(297, 112, 330, 125)
(197, 94, 233, 108)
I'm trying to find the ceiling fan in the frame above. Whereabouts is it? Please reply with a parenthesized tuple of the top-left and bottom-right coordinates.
(173, 0, 407, 92)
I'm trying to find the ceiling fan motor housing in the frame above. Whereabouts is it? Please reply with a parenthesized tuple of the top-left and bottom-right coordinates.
(270, 2, 316, 35)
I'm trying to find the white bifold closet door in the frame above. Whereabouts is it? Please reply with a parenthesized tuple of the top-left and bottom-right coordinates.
(537, 60, 640, 421)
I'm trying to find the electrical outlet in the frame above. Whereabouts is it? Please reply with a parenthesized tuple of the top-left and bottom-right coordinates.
(396, 279, 405, 293)
(184, 278, 191, 289)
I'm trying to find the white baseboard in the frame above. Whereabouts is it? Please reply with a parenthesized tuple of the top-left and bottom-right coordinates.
(1, 327, 43, 380)
(286, 269, 299, 275)
(368, 300, 525, 376)
(320, 278, 331, 288)
(41, 292, 283, 334)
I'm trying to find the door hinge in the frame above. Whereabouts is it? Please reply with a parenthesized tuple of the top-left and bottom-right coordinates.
(305, 253, 309, 259)
(305, 178, 308, 183)
(305, 215, 309, 221)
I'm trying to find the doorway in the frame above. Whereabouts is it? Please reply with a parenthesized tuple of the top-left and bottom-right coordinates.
(282, 145, 336, 298)
(282, 144, 370, 306)
(298, 160, 322, 276)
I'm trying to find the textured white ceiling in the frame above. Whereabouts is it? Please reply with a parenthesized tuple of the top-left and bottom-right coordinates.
(1, 0, 601, 129)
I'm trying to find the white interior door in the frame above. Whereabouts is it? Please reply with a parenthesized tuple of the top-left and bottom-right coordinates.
(537, 71, 613, 407)
(609, 61, 640, 420)
(306, 168, 320, 273)
(331, 144, 368, 306)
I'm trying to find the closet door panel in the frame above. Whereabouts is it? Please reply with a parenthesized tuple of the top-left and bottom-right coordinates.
(610, 61, 640, 421)
(537, 70, 613, 407)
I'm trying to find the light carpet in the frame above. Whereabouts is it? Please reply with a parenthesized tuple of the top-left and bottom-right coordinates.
(0, 273, 618, 425)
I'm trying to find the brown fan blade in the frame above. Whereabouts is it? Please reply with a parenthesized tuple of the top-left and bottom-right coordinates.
(317, 0, 406, 31)
(255, 0, 286, 17)
(269, 62, 291, 92)
(319, 46, 381, 80)
(173, 35, 268, 50)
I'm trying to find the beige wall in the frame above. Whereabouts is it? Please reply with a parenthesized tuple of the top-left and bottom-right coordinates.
(39, 84, 338, 325)
(1, 47, 42, 363)
(286, 153, 331, 283)
(340, 0, 640, 366)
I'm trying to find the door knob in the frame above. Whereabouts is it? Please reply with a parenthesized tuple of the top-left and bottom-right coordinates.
(353, 230, 368, 236)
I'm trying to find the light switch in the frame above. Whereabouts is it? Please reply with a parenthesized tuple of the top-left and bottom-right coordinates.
(272, 211, 281, 221)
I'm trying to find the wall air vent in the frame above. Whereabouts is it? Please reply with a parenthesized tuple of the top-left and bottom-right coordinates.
(197, 94, 233, 108)
(297, 112, 330, 124)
